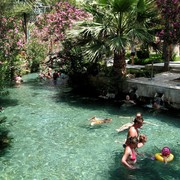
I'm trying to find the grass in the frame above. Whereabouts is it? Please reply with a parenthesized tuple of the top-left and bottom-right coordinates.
(175, 56, 180, 61)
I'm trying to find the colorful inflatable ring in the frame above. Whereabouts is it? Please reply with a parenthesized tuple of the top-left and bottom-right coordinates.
(155, 153, 174, 162)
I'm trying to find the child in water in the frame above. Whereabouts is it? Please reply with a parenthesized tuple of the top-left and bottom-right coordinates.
(153, 146, 172, 164)
(161, 147, 171, 163)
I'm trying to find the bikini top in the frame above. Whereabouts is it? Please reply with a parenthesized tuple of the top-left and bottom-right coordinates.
(130, 148, 136, 161)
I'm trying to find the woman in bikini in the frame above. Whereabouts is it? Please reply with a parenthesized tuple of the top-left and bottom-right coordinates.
(121, 137, 138, 170)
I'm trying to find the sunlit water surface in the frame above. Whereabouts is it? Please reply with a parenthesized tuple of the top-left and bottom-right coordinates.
(0, 73, 179, 180)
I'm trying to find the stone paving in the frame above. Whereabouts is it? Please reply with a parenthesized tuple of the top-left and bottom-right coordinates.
(128, 72, 180, 89)
(126, 61, 180, 88)
(127, 61, 180, 70)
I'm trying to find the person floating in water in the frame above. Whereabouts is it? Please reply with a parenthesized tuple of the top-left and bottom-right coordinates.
(161, 147, 171, 163)
(154, 147, 174, 164)
(88, 116, 112, 126)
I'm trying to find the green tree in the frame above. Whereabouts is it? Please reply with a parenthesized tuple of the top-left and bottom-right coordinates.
(156, 0, 180, 71)
(0, 0, 14, 17)
(11, 0, 59, 42)
(69, 0, 156, 77)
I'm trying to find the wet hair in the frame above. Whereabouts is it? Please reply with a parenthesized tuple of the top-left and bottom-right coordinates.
(133, 117, 144, 124)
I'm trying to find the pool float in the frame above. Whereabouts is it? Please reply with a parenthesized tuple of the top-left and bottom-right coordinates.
(155, 153, 174, 162)
(155, 147, 174, 162)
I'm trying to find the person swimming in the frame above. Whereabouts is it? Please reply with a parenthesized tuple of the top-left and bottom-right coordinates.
(89, 116, 112, 126)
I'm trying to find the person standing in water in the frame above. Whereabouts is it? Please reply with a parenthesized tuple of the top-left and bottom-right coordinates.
(127, 113, 143, 139)
(126, 113, 147, 148)
(121, 137, 138, 169)
(53, 70, 59, 85)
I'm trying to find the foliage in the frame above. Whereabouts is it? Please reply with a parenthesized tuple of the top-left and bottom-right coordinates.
(127, 68, 152, 78)
(0, 0, 14, 16)
(136, 50, 149, 59)
(175, 56, 180, 61)
(156, 0, 180, 44)
(69, 0, 157, 77)
(25, 39, 47, 72)
(0, 16, 25, 86)
(156, 0, 180, 70)
(32, 1, 90, 53)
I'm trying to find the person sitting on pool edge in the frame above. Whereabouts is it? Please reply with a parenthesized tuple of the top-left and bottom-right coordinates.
(121, 136, 139, 170)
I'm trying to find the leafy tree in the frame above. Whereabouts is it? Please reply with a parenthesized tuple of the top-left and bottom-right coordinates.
(156, 0, 180, 71)
(69, 0, 157, 77)
(25, 39, 47, 72)
(0, 17, 24, 83)
(0, 0, 14, 16)
(10, 0, 59, 42)
(32, 1, 90, 54)
(11, 1, 33, 42)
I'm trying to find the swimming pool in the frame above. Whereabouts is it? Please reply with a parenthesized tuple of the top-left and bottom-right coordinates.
(0, 74, 179, 180)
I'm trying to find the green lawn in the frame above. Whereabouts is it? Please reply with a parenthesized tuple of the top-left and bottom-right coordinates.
(175, 56, 180, 61)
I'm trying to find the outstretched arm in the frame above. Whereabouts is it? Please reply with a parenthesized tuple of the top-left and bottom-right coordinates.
(121, 148, 136, 170)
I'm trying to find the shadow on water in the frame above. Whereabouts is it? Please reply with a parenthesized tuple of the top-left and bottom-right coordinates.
(1, 73, 180, 179)
(0, 98, 19, 108)
(0, 116, 13, 157)
(108, 147, 180, 180)
(54, 93, 180, 130)
(20, 73, 180, 130)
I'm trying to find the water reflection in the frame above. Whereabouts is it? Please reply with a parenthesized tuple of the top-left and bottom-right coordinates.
(0, 73, 179, 179)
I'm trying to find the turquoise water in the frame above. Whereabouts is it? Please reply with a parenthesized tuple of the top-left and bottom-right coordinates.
(0, 73, 179, 180)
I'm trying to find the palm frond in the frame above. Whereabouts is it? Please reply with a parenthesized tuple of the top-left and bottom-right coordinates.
(111, 0, 137, 13)
(109, 36, 127, 51)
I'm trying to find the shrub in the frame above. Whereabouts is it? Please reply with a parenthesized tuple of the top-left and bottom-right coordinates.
(136, 50, 149, 59)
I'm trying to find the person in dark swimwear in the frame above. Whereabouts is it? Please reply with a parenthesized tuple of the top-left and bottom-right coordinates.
(121, 137, 138, 169)
(53, 70, 59, 85)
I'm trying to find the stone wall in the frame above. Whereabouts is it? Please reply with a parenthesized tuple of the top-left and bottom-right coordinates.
(125, 81, 180, 110)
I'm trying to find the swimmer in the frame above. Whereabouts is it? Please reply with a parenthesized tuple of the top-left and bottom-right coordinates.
(89, 116, 112, 126)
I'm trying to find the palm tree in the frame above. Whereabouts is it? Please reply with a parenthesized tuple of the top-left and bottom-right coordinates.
(69, 0, 157, 77)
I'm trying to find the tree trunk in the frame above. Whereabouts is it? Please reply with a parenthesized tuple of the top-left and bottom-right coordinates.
(163, 42, 172, 71)
(10, 58, 15, 81)
(113, 48, 126, 77)
(23, 13, 28, 42)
